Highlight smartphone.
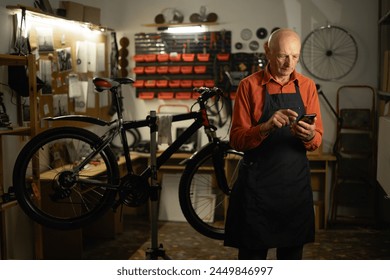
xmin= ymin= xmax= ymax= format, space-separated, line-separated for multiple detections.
xmin=298 ymin=113 xmax=317 ymax=124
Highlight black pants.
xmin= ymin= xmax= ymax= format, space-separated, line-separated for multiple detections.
xmin=238 ymin=245 xmax=303 ymax=260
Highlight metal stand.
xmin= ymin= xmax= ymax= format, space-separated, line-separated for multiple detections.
xmin=145 ymin=110 xmax=171 ymax=260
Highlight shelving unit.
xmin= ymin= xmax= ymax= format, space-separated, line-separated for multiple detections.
xmin=132 ymin=31 xmax=232 ymax=100
xmin=0 ymin=53 xmax=38 ymax=260
xmin=1 ymin=5 xmax=113 ymax=259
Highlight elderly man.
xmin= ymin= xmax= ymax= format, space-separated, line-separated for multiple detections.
xmin=224 ymin=28 xmax=323 ymax=260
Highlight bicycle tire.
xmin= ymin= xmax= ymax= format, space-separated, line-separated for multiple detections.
xmin=179 ymin=141 xmax=243 ymax=240
xmin=301 ymin=25 xmax=358 ymax=81
xmin=13 ymin=127 xmax=120 ymax=230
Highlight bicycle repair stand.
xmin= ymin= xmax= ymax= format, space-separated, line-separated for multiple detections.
xmin=145 ymin=110 xmax=171 ymax=260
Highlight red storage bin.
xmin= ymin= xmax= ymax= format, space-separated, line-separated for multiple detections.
xmin=180 ymin=66 xmax=193 ymax=74
xmin=144 ymin=80 xmax=156 ymax=88
xmin=138 ymin=92 xmax=155 ymax=99
xmin=144 ymin=54 xmax=157 ymax=62
xmin=156 ymin=80 xmax=168 ymax=88
xmin=133 ymin=54 xmax=145 ymax=62
xmin=169 ymin=80 xmax=181 ymax=88
xmin=157 ymin=66 xmax=169 ymax=74
xmin=192 ymin=92 xmax=201 ymax=99
xmin=180 ymin=80 xmax=193 ymax=88
xmin=204 ymin=80 xmax=215 ymax=87
xmin=169 ymin=53 xmax=181 ymax=61
xmin=182 ymin=53 xmax=195 ymax=62
xmin=157 ymin=53 xmax=169 ymax=62
xmin=144 ymin=66 xmax=157 ymax=74
xmin=216 ymin=53 xmax=230 ymax=61
xmin=132 ymin=80 xmax=145 ymax=88
xmin=192 ymin=80 xmax=205 ymax=87
xmin=197 ymin=53 xmax=210 ymax=62
xmin=158 ymin=92 xmax=174 ymax=99
xmin=175 ymin=92 xmax=192 ymax=99
xmin=194 ymin=65 xmax=207 ymax=74
xmin=133 ymin=66 xmax=144 ymax=74
xmin=168 ymin=66 xmax=181 ymax=74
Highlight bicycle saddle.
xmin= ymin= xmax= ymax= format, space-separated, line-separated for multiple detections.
xmin=93 ymin=77 xmax=134 ymax=92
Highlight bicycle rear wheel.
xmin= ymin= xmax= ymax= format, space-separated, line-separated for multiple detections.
xmin=13 ymin=127 xmax=120 ymax=230
xmin=179 ymin=141 xmax=243 ymax=240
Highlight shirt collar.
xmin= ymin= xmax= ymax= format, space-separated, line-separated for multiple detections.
xmin=262 ymin=64 xmax=299 ymax=86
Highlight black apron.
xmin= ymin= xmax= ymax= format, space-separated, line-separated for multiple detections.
xmin=225 ymin=82 xmax=315 ymax=249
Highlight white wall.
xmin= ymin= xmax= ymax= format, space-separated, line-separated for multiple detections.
xmin=0 ymin=0 xmax=379 ymax=259
xmin=2 ymin=0 xmax=379 ymax=151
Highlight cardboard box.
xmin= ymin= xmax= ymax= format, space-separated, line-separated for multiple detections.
xmin=83 ymin=5 xmax=101 ymax=25
xmin=60 ymin=1 xmax=84 ymax=21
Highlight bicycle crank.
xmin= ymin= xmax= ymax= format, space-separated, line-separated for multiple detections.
xmin=118 ymin=174 xmax=150 ymax=207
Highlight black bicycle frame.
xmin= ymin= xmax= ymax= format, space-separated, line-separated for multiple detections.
xmin=46 ymin=109 xmax=207 ymax=184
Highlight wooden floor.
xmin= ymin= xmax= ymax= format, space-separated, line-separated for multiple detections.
xmin=82 ymin=215 xmax=390 ymax=260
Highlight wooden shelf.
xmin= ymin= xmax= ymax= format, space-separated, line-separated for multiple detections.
xmin=0 ymin=127 xmax=30 ymax=136
xmin=6 ymin=5 xmax=111 ymax=31
xmin=142 ymin=22 xmax=218 ymax=28
xmin=0 ymin=54 xmax=29 ymax=65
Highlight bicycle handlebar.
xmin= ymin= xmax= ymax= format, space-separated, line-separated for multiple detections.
xmin=194 ymin=86 xmax=224 ymax=101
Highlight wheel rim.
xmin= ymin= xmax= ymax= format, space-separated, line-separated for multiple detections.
xmin=301 ymin=25 xmax=358 ymax=81
xmin=14 ymin=128 xmax=118 ymax=229
xmin=180 ymin=147 xmax=243 ymax=240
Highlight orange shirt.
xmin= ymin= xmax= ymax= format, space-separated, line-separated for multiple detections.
xmin=230 ymin=67 xmax=323 ymax=152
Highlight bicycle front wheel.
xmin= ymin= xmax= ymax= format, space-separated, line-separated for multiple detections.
xmin=13 ymin=127 xmax=120 ymax=230
xmin=179 ymin=142 xmax=243 ymax=240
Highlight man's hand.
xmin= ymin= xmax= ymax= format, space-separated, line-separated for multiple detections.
xmin=260 ymin=109 xmax=299 ymax=136
xmin=291 ymin=117 xmax=317 ymax=142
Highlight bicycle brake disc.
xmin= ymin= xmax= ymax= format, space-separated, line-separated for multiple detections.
xmin=119 ymin=174 xmax=149 ymax=207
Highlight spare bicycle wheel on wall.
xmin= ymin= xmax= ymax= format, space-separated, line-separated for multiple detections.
xmin=301 ymin=25 xmax=358 ymax=81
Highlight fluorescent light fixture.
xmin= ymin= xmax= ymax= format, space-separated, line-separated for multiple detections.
xmin=165 ymin=25 xmax=206 ymax=33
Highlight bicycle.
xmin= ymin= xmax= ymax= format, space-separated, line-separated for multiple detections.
xmin=12 ymin=77 xmax=243 ymax=240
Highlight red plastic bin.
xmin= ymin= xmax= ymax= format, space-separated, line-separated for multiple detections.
xmin=194 ymin=65 xmax=207 ymax=74
xmin=196 ymin=53 xmax=210 ymax=62
xmin=169 ymin=53 xmax=182 ymax=61
xmin=168 ymin=66 xmax=181 ymax=74
xmin=192 ymin=92 xmax=201 ymax=99
xmin=157 ymin=66 xmax=169 ymax=74
xmin=158 ymin=92 xmax=174 ymax=99
xmin=156 ymin=80 xmax=168 ymax=88
xmin=133 ymin=66 xmax=144 ymax=74
xmin=169 ymin=80 xmax=181 ymax=88
xmin=204 ymin=80 xmax=215 ymax=87
xmin=182 ymin=53 xmax=195 ymax=62
xmin=180 ymin=66 xmax=193 ymax=74
xmin=192 ymin=80 xmax=205 ymax=87
xmin=144 ymin=54 xmax=157 ymax=62
xmin=144 ymin=66 xmax=157 ymax=74
xmin=216 ymin=53 xmax=230 ymax=61
xmin=133 ymin=54 xmax=145 ymax=62
xmin=138 ymin=92 xmax=155 ymax=99
xmin=157 ymin=54 xmax=169 ymax=62
xmin=132 ymin=80 xmax=145 ymax=88
xmin=144 ymin=80 xmax=156 ymax=88
xmin=180 ymin=80 xmax=193 ymax=88
xmin=175 ymin=92 xmax=192 ymax=99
